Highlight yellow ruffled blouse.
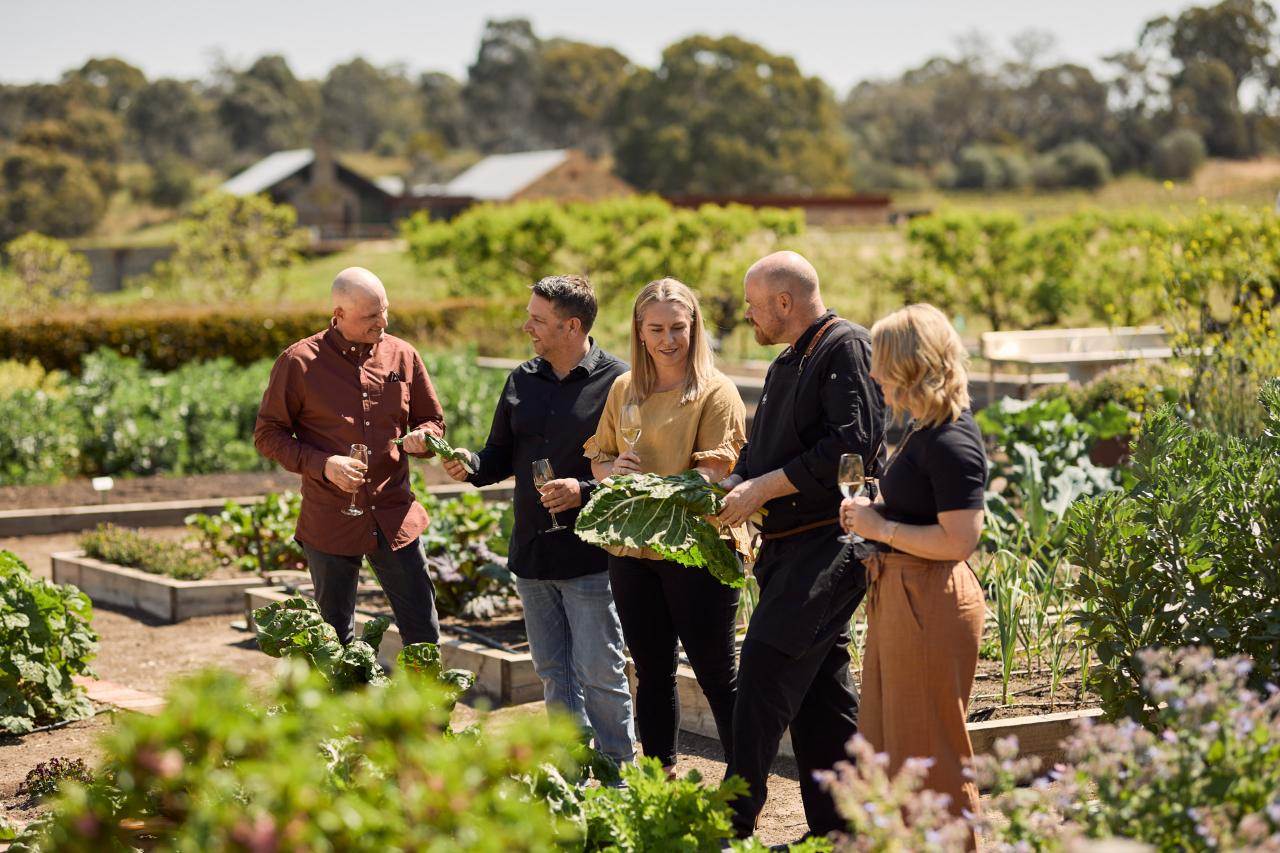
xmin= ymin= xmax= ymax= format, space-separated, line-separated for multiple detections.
xmin=583 ymin=370 xmax=751 ymax=561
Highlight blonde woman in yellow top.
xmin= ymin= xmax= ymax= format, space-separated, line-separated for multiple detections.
xmin=585 ymin=277 xmax=746 ymax=775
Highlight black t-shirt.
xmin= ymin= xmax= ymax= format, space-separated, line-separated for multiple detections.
xmin=879 ymin=410 xmax=987 ymax=526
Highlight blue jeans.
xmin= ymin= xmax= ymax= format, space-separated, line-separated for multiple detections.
xmin=516 ymin=572 xmax=636 ymax=765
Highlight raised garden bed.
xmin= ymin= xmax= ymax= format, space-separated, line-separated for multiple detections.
xmin=0 ymin=480 xmax=514 ymax=537
xmin=51 ymin=551 xmax=271 ymax=623
xmin=243 ymin=586 xmax=1099 ymax=766
xmin=244 ymin=586 xmax=543 ymax=706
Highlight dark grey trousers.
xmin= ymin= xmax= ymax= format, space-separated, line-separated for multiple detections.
xmin=301 ymin=527 xmax=441 ymax=646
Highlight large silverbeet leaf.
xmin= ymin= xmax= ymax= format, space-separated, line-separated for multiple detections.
xmin=574 ymin=471 xmax=744 ymax=588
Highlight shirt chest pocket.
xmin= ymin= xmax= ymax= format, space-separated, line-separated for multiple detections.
xmin=367 ymin=376 xmax=409 ymax=416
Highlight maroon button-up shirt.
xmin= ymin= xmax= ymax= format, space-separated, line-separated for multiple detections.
xmin=254 ymin=324 xmax=445 ymax=556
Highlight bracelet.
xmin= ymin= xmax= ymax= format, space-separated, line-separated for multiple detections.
xmin=886 ymin=521 xmax=901 ymax=549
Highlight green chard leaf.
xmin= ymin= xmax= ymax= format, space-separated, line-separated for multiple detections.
xmin=395 ymin=432 xmax=476 ymax=474
xmin=574 ymin=471 xmax=745 ymax=588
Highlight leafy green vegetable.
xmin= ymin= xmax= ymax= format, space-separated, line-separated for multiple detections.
xmin=396 ymin=431 xmax=475 ymax=474
xmin=574 ymin=471 xmax=744 ymax=588
xmin=252 ymin=596 xmax=388 ymax=690
xmin=1069 ymin=384 xmax=1280 ymax=720
xmin=0 ymin=551 xmax=98 ymax=734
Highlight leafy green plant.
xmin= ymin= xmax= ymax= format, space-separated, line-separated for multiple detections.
xmin=421 ymin=347 xmax=510 ymax=452
xmin=581 ymin=757 xmax=749 ymax=852
xmin=575 ymin=471 xmax=745 ymax=588
xmin=410 ymin=431 xmax=476 ymax=474
xmin=0 ymin=551 xmax=98 ymax=734
xmin=252 ymin=596 xmax=391 ymax=691
xmin=80 ymin=523 xmax=219 ymax=580
xmin=252 ymin=595 xmax=477 ymax=700
xmin=186 ymin=492 xmax=305 ymax=576
xmin=22 ymin=661 xmax=585 ymax=852
xmin=985 ymin=551 xmax=1030 ymax=706
xmin=17 ymin=757 xmax=93 ymax=801
xmin=419 ymin=491 xmax=516 ymax=619
xmin=979 ymin=395 xmax=1122 ymax=562
xmin=1069 ymin=385 xmax=1280 ymax=720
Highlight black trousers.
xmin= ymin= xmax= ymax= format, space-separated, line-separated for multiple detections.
xmin=608 ymin=554 xmax=740 ymax=767
xmin=301 ymin=527 xmax=441 ymax=646
xmin=726 ymin=535 xmax=866 ymax=839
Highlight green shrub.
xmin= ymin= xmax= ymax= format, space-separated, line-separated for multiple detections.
xmin=24 ymin=662 xmax=584 ymax=851
xmin=1152 ymin=128 xmax=1207 ymax=181
xmin=1032 ymin=140 xmax=1112 ymax=189
xmin=0 ymin=551 xmax=98 ymax=734
xmin=0 ymin=232 xmax=91 ymax=313
xmin=186 ymin=492 xmax=305 ymax=576
xmin=0 ymin=298 xmax=521 ymax=373
xmin=0 ymin=385 xmax=84 ymax=484
xmin=950 ymin=145 xmax=1030 ymax=190
xmin=1037 ymin=360 xmax=1187 ymax=433
xmin=1069 ymin=385 xmax=1280 ymax=720
xmin=80 ymin=524 xmax=219 ymax=580
xmin=423 ymin=347 xmax=509 ymax=452
xmin=402 ymin=196 xmax=803 ymax=341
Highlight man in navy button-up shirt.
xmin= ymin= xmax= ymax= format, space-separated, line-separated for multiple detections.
xmin=443 ymin=275 xmax=635 ymax=769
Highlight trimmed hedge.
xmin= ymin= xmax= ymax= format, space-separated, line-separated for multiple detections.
xmin=1 ymin=297 xmax=524 ymax=372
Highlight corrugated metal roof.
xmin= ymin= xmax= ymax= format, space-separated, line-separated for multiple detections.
xmin=444 ymin=149 xmax=569 ymax=200
xmin=374 ymin=175 xmax=405 ymax=196
xmin=221 ymin=149 xmax=314 ymax=196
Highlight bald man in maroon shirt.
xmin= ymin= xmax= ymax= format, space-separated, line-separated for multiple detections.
xmin=255 ymin=267 xmax=442 ymax=646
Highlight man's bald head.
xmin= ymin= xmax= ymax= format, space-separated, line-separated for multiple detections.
xmin=741 ymin=251 xmax=826 ymax=347
xmin=332 ymin=267 xmax=389 ymax=344
xmin=744 ymin=251 xmax=821 ymax=303
xmin=332 ymin=267 xmax=386 ymax=306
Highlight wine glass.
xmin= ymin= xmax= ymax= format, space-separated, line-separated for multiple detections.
xmin=532 ymin=458 xmax=567 ymax=532
xmin=620 ymin=403 xmax=642 ymax=454
xmin=837 ymin=453 xmax=865 ymax=544
xmin=341 ymin=444 xmax=369 ymax=517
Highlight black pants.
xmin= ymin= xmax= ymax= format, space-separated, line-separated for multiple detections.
xmin=728 ymin=636 xmax=860 ymax=838
xmin=608 ymin=554 xmax=740 ymax=767
xmin=301 ymin=527 xmax=441 ymax=646
xmin=726 ymin=534 xmax=866 ymax=839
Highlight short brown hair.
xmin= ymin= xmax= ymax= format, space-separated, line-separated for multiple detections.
xmin=530 ymin=275 xmax=598 ymax=333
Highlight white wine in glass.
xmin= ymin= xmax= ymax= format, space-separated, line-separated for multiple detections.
xmin=342 ymin=444 xmax=370 ymax=517
xmin=532 ymin=458 xmax=567 ymax=532
xmin=620 ymin=402 xmax=642 ymax=452
xmin=837 ymin=453 xmax=865 ymax=544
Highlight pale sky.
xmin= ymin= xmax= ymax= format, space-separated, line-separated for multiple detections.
xmin=1 ymin=0 xmax=1198 ymax=93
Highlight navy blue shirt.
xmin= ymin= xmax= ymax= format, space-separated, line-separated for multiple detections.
xmin=466 ymin=341 xmax=628 ymax=580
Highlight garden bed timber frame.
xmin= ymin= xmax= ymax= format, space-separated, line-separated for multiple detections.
xmin=243 ymin=586 xmax=543 ymax=706
xmin=0 ymin=482 xmax=516 ymax=537
xmin=244 ymin=586 xmax=1099 ymax=765
xmin=51 ymin=551 xmax=269 ymax=623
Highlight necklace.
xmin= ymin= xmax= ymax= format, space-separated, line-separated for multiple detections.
xmin=875 ymin=420 xmax=922 ymax=485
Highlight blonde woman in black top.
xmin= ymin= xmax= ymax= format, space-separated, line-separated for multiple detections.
xmin=840 ymin=303 xmax=987 ymax=850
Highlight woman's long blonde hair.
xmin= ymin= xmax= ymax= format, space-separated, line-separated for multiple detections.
xmin=871 ymin=303 xmax=970 ymax=427
xmin=628 ymin=278 xmax=717 ymax=406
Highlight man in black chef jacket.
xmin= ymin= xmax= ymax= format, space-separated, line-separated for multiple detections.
xmin=717 ymin=250 xmax=885 ymax=841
